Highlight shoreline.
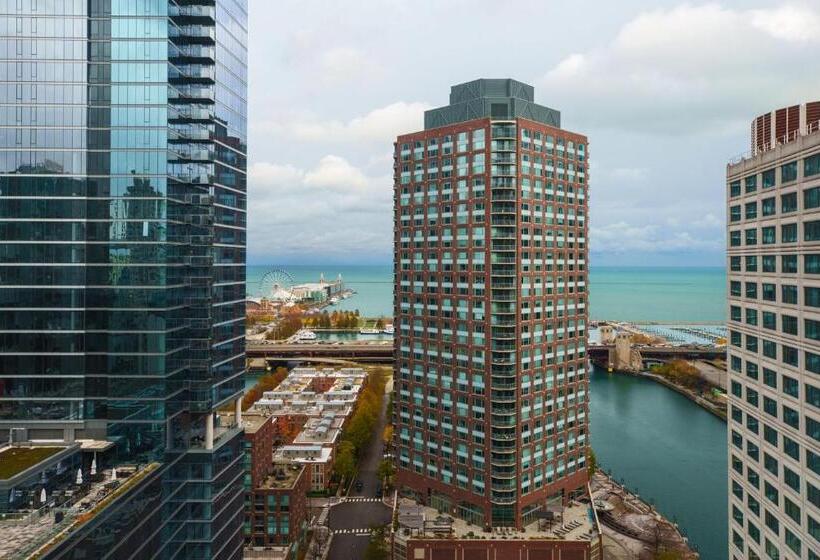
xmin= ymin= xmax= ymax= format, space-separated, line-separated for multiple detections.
xmin=604 ymin=368 xmax=727 ymax=421
xmin=592 ymin=471 xmax=699 ymax=559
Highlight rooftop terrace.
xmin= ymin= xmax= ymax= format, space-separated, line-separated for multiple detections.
xmin=395 ymin=491 xmax=600 ymax=544
xmin=259 ymin=463 xmax=304 ymax=490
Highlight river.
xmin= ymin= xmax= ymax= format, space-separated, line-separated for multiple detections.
xmin=590 ymin=365 xmax=727 ymax=559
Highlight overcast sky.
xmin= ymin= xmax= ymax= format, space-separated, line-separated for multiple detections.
xmin=246 ymin=0 xmax=820 ymax=267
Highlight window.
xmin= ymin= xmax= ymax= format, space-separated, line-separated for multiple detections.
xmin=731 ymin=281 xmax=741 ymax=297
xmin=746 ymin=282 xmax=758 ymax=299
xmin=806 ymin=287 xmax=820 ymax=308
xmin=805 ymin=186 xmax=820 ymax=209
xmin=781 ymin=192 xmax=797 ymax=213
xmin=762 ymin=226 xmax=776 ymax=244
xmin=746 ymin=308 xmax=758 ymax=325
xmin=763 ymin=340 xmax=777 ymax=359
xmin=784 ymin=467 xmax=801 ymax=493
xmin=783 ymin=284 xmax=798 ymax=304
xmin=809 ymin=351 xmax=820 ymax=375
xmin=782 ymin=256 xmax=798 ymax=274
xmin=808 ymin=416 xmax=820 ymax=443
xmin=746 ymin=255 xmax=758 ymax=271
xmin=762 ymin=197 xmax=776 ymax=216
xmin=764 ymin=424 xmax=778 ymax=446
xmin=783 ymin=405 xmax=800 ymax=429
xmin=763 ymin=311 xmax=777 ymax=330
xmin=745 ymin=175 xmax=757 ymax=193
xmin=785 ymin=527 xmax=802 ymax=555
xmin=730 ymin=205 xmax=741 ymax=222
xmin=763 ymin=368 xmax=777 ymax=388
xmin=806 ymin=254 xmax=820 ymax=274
xmin=745 ymin=201 xmax=758 ymax=219
xmin=807 ymin=384 xmax=820 ymax=409
xmin=765 ymin=482 xmax=779 ymax=505
xmin=783 ymin=435 xmax=800 ymax=461
xmin=762 ymin=255 xmax=776 ymax=273
xmin=730 ymin=180 xmax=741 ymax=197
xmin=730 ymin=306 xmax=742 ymax=322
xmin=746 ymin=335 xmax=758 ymax=352
xmin=807 ymin=319 xmax=820 ymax=341
xmin=782 ymin=315 xmax=798 ymax=335
xmin=730 ymin=256 xmax=741 ymax=271
xmin=762 ymin=283 xmax=776 ymax=301
xmin=781 ymin=223 xmax=797 ymax=243
xmin=809 ymin=449 xmax=820 ymax=476
xmin=756 ymin=169 xmax=775 ymax=191
xmin=806 ymin=220 xmax=820 ymax=242
xmin=806 ymin=154 xmax=820 ymax=178
xmin=782 ymin=161 xmax=798 ymax=183
xmin=783 ymin=345 xmax=799 ymax=366
xmin=745 ymin=228 xmax=757 ymax=245
xmin=783 ymin=376 xmax=799 ymax=397
xmin=730 ymin=230 xmax=741 ymax=247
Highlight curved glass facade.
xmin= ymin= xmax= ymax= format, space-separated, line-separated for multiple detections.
xmin=0 ymin=1 xmax=247 ymax=557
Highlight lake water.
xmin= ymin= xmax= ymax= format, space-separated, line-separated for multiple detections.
xmin=247 ymin=265 xmax=726 ymax=322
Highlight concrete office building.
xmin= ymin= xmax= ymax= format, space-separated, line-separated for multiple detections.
xmin=392 ymin=79 xmax=592 ymax=539
xmin=727 ymin=103 xmax=820 ymax=559
xmin=0 ymin=1 xmax=248 ymax=558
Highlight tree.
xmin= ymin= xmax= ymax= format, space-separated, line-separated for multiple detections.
xmin=587 ymin=447 xmax=598 ymax=477
xmin=377 ymin=459 xmax=395 ymax=487
xmin=334 ymin=441 xmax=356 ymax=483
xmin=382 ymin=425 xmax=393 ymax=447
xmin=363 ymin=526 xmax=389 ymax=560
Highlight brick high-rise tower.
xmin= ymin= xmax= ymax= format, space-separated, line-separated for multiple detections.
xmin=392 ymin=79 xmax=590 ymax=529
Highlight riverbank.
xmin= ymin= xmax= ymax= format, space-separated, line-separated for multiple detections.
xmin=614 ymin=368 xmax=727 ymax=421
xmin=591 ymin=471 xmax=698 ymax=559
xmin=590 ymin=366 xmax=727 ymax=558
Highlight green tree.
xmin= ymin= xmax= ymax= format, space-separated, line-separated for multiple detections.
xmin=377 ymin=459 xmax=395 ymax=487
xmin=363 ymin=526 xmax=389 ymax=560
xmin=587 ymin=447 xmax=598 ymax=477
xmin=334 ymin=441 xmax=356 ymax=483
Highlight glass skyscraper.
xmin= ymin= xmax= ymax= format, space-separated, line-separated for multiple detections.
xmin=0 ymin=1 xmax=247 ymax=558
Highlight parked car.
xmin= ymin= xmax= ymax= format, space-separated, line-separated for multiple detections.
xmin=375 ymin=484 xmax=383 ymax=498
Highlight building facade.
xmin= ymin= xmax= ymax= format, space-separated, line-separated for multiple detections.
xmin=393 ymin=79 xmax=590 ymax=529
xmin=0 ymin=1 xmax=248 ymax=558
xmin=727 ymin=104 xmax=820 ymax=559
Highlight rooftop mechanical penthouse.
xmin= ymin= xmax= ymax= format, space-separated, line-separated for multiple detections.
xmin=393 ymin=79 xmax=590 ymax=530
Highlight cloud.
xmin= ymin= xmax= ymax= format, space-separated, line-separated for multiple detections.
xmin=317 ymin=46 xmax=383 ymax=85
xmin=590 ymin=220 xmax=724 ymax=256
xmin=539 ymin=3 xmax=820 ymax=134
xmin=247 ymin=156 xmax=392 ymax=261
xmin=254 ymin=101 xmax=430 ymax=145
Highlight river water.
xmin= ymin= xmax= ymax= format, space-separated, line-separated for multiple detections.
xmin=590 ymin=365 xmax=727 ymax=559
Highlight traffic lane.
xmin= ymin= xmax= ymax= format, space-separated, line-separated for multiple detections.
xmin=327 ymin=501 xmax=392 ymax=531
xmin=327 ymin=534 xmax=369 ymax=560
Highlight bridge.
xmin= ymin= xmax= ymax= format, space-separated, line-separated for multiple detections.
xmin=246 ymin=343 xmax=394 ymax=364
xmin=247 ymin=342 xmax=723 ymax=367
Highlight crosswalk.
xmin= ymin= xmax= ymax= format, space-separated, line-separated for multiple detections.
xmin=340 ymin=497 xmax=382 ymax=503
xmin=331 ymin=528 xmax=372 ymax=535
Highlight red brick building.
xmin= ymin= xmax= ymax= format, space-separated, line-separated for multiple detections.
xmin=244 ymin=462 xmax=309 ymax=550
xmin=393 ymin=79 xmax=589 ymax=530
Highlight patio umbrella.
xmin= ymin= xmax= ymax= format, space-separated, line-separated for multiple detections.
xmin=90 ymin=454 xmax=97 ymax=476
xmin=40 ymin=487 xmax=47 ymax=504
xmin=111 ymin=468 xmax=117 ymax=482
xmin=76 ymin=468 xmax=83 ymax=485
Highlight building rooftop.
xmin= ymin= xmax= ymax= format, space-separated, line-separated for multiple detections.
xmin=273 ymin=445 xmax=333 ymax=464
xmin=235 ymin=412 xmax=272 ymax=434
xmin=424 ymin=78 xmax=561 ymax=130
xmin=0 ymin=446 xmax=62 ymax=480
xmin=259 ymin=463 xmax=304 ymax=490
xmin=395 ymin=490 xmax=600 ymax=544
xmin=0 ymin=463 xmax=160 ymax=559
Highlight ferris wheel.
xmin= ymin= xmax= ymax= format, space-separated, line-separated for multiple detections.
xmin=259 ymin=269 xmax=295 ymax=301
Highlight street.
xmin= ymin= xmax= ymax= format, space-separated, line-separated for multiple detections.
xmin=326 ymin=374 xmax=392 ymax=559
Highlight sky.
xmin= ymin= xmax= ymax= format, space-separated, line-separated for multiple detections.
xmin=246 ymin=0 xmax=820 ymax=267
